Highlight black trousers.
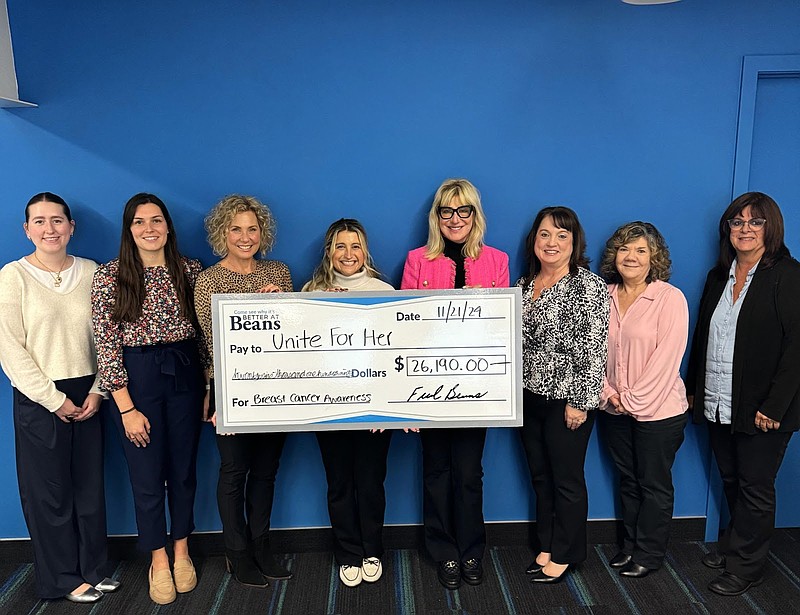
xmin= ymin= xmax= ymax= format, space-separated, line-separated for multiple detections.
xmin=108 ymin=341 xmax=204 ymax=552
xmin=13 ymin=375 xmax=109 ymax=599
xmin=601 ymin=411 xmax=687 ymax=569
xmin=216 ymin=431 xmax=287 ymax=552
xmin=519 ymin=390 xmax=595 ymax=564
xmin=421 ymin=427 xmax=487 ymax=562
xmin=316 ymin=430 xmax=392 ymax=566
xmin=708 ymin=421 xmax=793 ymax=581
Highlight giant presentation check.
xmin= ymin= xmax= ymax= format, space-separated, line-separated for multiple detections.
xmin=212 ymin=288 xmax=522 ymax=432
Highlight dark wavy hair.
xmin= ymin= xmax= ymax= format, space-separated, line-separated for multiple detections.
xmin=25 ymin=192 xmax=72 ymax=221
xmin=715 ymin=192 xmax=790 ymax=272
xmin=522 ymin=206 xmax=589 ymax=286
xmin=112 ymin=193 xmax=196 ymax=323
xmin=600 ymin=221 xmax=672 ymax=284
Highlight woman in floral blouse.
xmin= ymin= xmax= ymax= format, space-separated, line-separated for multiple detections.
xmin=92 ymin=193 xmax=206 ymax=605
xmin=518 ymin=206 xmax=609 ymax=584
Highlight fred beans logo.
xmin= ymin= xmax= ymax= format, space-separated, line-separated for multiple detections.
xmin=228 ymin=309 xmax=281 ymax=331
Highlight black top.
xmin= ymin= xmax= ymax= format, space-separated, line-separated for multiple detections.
xmin=686 ymin=256 xmax=800 ymax=433
xmin=443 ymin=237 xmax=466 ymax=289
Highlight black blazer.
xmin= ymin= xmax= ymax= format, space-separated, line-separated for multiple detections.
xmin=687 ymin=256 xmax=800 ymax=434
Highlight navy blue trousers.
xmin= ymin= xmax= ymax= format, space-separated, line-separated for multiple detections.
xmin=108 ymin=340 xmax=204 ymax=552
xmin=14 ymin=374 xmax=109 ymax=599
xmin=317 ymin=430 xmax=392 ymax=566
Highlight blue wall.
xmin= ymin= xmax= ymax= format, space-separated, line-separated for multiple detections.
xmin=1 ymin=0 xmax=798 ymax=539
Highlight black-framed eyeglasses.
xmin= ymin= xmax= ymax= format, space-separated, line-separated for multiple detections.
xmin=438 ymin=205 xmax=474 ymax=220
xmin=727 ymin=218 xmax=766 ymax=230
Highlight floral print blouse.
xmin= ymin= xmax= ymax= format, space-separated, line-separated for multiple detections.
xmin=92 ymin=257 xmax=203 ymax=392
xmin=518 ymin=267 xmax=609 ymax=410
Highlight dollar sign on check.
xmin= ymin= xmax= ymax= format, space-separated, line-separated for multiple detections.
xmin=394 ymin=356 xmax=405 ymax=372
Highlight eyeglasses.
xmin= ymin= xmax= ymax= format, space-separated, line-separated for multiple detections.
xmin=438 ymin=205 xmax=474 ymax=220
xmin=727 ymin=218 xmax=766 ymax=230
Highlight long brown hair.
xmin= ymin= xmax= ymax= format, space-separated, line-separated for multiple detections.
xmin=522 ymin=206 xmax=589 ymax=286
xmin=112 ymin=193 xmax=196 ymax=323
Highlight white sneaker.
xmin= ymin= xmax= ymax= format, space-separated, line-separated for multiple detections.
xmin=361 ymin=557 xmax=382 ymax=583
xmin=339 ymin=564 xmax=362 ymax=587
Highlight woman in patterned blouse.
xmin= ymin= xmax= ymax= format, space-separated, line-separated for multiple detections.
xmin=193 ymin=195 xmax=293 ymax=588
xmin=92 ymin=193 xmax=206 ymax=605
xmin=518 ymin=206 xmax=609 ymax=584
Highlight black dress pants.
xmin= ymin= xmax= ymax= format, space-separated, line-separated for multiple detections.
xmin=216 ymin=431 xmax=287 ymax=552
xmin=601 ymin=411 xmax=687 ymax=569
xmin=421 ymin=427 xmax=487 ymax=562
xmin=14 ymin=375 xmax=109 ymax=599
xmin=519 ymin=390 xmax=594 ymax=564
xmin=708 ymin=421 xmax=793 ymax=581
xmin=316 ymin=430 xmax=392 ymax=566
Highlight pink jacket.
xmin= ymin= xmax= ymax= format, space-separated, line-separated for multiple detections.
xmin=400 ymin=245 xmax=510 ymax=290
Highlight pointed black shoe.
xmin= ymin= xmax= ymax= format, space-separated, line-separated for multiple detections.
xmin=437 ymin=560 xmax=461 ymax=590
xmin=462 ymin=558 xmax=483 ymax=585
xmin=226 ymin=551 xmax=268 ymax=588
xmin=702 ymin=552 xmax=726 ymax=570
xmin=619 ymin=561 xmax=649 ymax=578
xmin=609 ymin=552 xmax=633 ymax=568
xmin=530 ymin=565 xmax=570 ymax=584
xmin=708 ymin=571 xmax=763 ymax=596
xmin=525 ymin=560 xmax=543 ymax=574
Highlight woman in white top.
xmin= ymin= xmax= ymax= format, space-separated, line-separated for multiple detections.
xmin=0 ymin=193 xmax=118 ymax=603
xmin=303 ymin=218 xmax=394 ymax=587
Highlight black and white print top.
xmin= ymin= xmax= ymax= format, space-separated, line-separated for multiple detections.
xmin=518 ymin=267 xmax=609 ymax=410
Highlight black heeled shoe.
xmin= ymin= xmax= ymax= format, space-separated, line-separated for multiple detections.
xmin=226 ymin=551 xmax=268 ymax=588
xmin=530 ymin=564 xmax=571 ymax=584
xmin=525 ymin=560 xmax=543 ymax=574
xmin=254 ymin=535 xmax=293 ymax=580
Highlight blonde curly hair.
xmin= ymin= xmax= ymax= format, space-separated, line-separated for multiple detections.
xmin=205 ymin=195 xmax=276 ymax=257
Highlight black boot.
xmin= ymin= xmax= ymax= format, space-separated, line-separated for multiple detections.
xmin=225 ymin=550 xmax=268 ymax=587
xmin=254 ymin=535 xmax=292 ymax=580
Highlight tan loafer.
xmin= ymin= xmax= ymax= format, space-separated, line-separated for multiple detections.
xmin=173 ymin=557 xmax=197 ymax=593
xmin=149 ymin=566 xmax=176 ymax=605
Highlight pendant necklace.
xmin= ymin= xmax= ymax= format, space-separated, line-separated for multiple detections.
xmin=33 ymin=253 xmax=68 ymax=287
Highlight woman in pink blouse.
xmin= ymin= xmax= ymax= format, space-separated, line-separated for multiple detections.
xmin=92 ymin=193 xmax=206 ymax=605
xmin=599 ymin=221 xmax=689 ymax=579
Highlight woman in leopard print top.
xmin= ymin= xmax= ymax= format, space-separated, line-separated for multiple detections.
xmin=193 ymin=195 xmax=293 ymax=588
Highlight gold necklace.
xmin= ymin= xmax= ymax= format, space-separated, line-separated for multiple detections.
xmin=33 ymin=252 xmax=69 ymax=287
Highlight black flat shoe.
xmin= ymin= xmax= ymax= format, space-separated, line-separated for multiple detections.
xmin=609 ymin=552 xmax=632 ymax=568
xmin=702 ymin=552 xmax=726 ymax=569
xmin=525 ymin=560 xmax=543 ymax=574
xmin=530 ymin=565 xmax=570 ymax=584
xmin=708 ymin=571 xmax=763 ymax=596
xmin=619 ymin=561 xmax=649 ymax=578
xmin=462 ymin=558 xmax=483 ymax=585
xmin=437 ymin=560 xmax=461 ymax=590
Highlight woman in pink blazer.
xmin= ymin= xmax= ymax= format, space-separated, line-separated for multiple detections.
xmin=401 ymin=178 xmax=509 ymax=590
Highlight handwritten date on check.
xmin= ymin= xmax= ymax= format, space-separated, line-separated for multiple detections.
xmin=211 ymin=288 xmax=522 ymax=433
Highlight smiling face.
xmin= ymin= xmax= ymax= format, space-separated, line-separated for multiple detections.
xmin=332 ymin=230 xmax=365 ymax=277
xmin=534 ymin=215 xmax=573 ymax=273
xmin=225 ymin=211 xmax=261 ymax=262
xmin=615 ymin=236 xmax=651 ymax=286
xmin=24 ymin=201 xmax=74 ymax=256
xmin=438 ymin=195 xmax=474 ymax=244
xmin=130 ymin=202 xmax=168 ymax=257
xmin=729 ymin=205 xmax=766 ymax=261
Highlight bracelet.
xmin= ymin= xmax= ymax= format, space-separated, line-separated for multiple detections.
xmin=205 ymin=384 xmax=211 ymax=390
xmin=119 ymin=407 xmax=136 ymax=415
